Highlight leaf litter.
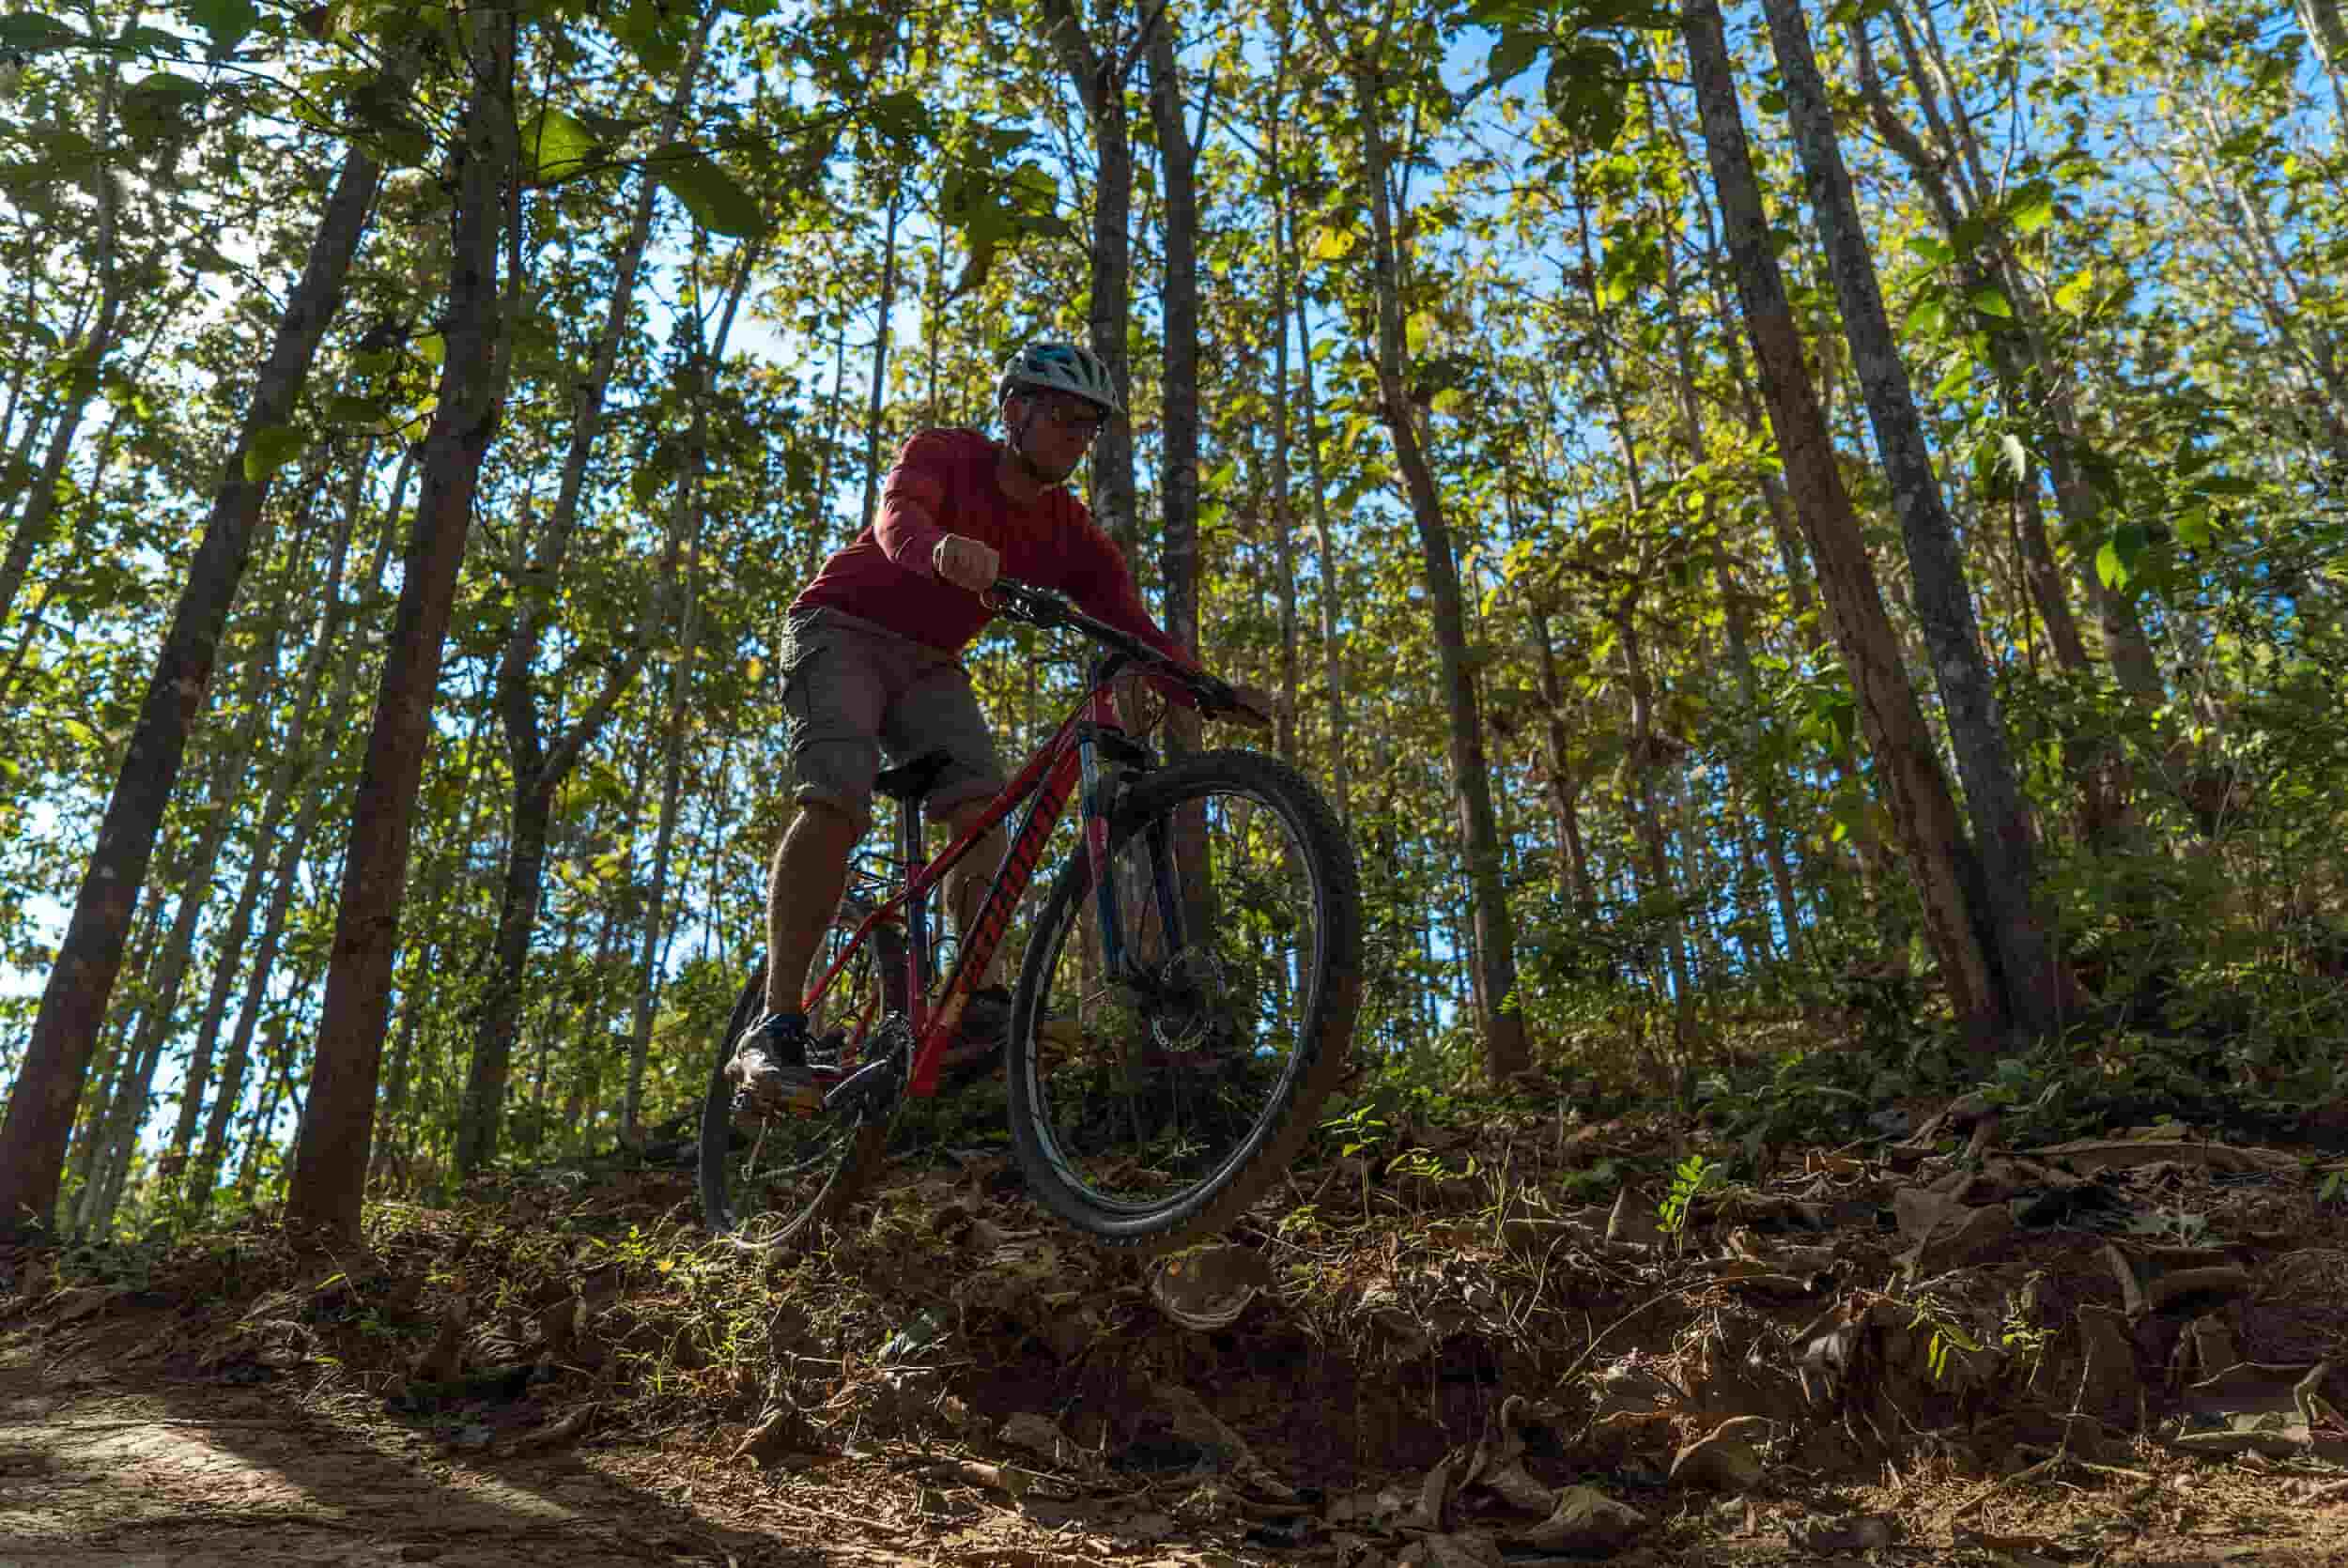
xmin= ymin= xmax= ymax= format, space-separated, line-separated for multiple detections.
xmin=4 ymin=1109 xmax=2348 ymax=1563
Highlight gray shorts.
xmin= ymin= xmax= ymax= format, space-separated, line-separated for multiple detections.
xmin=780 ymin=606 xmax=1004 ymax=833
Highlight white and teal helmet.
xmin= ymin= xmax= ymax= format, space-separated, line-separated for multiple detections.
xmin=997 ymin=341 xmax=1122 ymax=415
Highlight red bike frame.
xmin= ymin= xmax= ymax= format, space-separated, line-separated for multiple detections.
xmin=796 ymin=675 xmax=1135 ymax=1099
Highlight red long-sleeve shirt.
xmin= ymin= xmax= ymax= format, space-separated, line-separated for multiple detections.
xmin=793 ymin=428 xmax=1194 ymax=674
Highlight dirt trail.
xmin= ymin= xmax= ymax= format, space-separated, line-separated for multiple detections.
xmin=0 ymin=1337 xmax=845 ymax=1567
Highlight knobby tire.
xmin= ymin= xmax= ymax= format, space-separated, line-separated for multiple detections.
xmin=698 ymin=923 xmax=906 ymax=1249
xmin=1006 ymin=749 xmax=1361 ymax=1253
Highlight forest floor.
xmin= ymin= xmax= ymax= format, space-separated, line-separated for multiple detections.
xmin=8 ymin=1088 xmax=2348 ymax=1567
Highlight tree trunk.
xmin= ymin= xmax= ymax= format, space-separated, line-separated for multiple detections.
xmin=612 ymin=249 xmax=755 ymax=1142
xmin=0 ymin=54 xmax=121 ymax=638
xmin=373 ymin=935 xmax=436 ymax=1189
xmin=1678 ymin=0 xmax=2004 ymax=1050
xmin=0 ymin=91 xmax=394 ymax=1236
xmin=1262 ymin=16 xmax=1304 ymax=766
xmin=624 ymin=378 xmax=718 ymax=1140
xmin=234 ymin=1020 xmax=293 ymax=1203
xmin=1757 ymin=0 xmax=2062 ymax=1037
xmin=2297 ymin=0 xmax=2348 ymax=128
xmin=456 ymin=774 xmax=556 ymax=1171
xmin=1146 ymin=18 xmax=1213 ymax=934
xmin=1526 ymin=606 xmax=1597 ymax=914
xmin=1614 ymin=598 xmax=1699 ymax=1059
xmin=165 ymin=444 xmax=413 ymax=1189
xmin=1313 ymin=8 xmax=1526 ymax=1082
xmin=1289 ymin=220 xmax=1353 ymax=825
xmin=1040 ymin=0 xmax=1140 ymax=549
xmin=187 ymin=800 xmax=280 ymax=1201
xmin=857 ymin=195 xmax=901 ymax=535
xmin=78 ymin=544 xmax=301 ymax=1232
xmin=456 ymin=24 xmax=713 ymax=1172
xmin=1570 ymin=191 xmax=1704 ymax=1005
xmin=285 ymin=16 xmax=517 ymax=1241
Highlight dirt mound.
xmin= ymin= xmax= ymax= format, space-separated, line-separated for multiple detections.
xmin=8 ymin=1115 xmax=2348 ymax=1562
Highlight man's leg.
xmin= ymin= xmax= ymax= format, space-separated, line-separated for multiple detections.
xmin=733 ymin=608 xmax=881 ymax=1116
xmin=939 ymin=796 xmax=1009 ymax=991
xmin=764 ymin=800 xmax=862 ymax=1015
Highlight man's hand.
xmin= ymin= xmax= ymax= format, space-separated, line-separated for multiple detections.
xmin=933 ymin=534 xmax=1000 ymax=592
xmin=1216 ymin=682 xmax=1279 ymax=730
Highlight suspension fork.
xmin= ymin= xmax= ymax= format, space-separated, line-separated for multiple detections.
xmin=1079 ymin=713 xmax=1185 ymax=987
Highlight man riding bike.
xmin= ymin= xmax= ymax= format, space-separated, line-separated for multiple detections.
xmin=728 ymin=341 xmax=1272 ymax=1122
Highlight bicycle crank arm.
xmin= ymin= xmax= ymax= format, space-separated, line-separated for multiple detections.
xmin=823 ymin=1056 xmax=901 ymax=1116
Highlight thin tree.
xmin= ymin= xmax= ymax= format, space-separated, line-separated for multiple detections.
xmin=1678 ymin=0 xmax=2006 ymax=1050
xmin=456 ymin=8 xmax=718 ymax=1172
xmin=285 ymin=10 xmax=519 ymax=1239
xmin=1039 ymin=0 xmax=1148 ymax=547
xmin=0 ymin=65 xmax=402 ymax=1235
xmin=1756 ymin=0 xmax=2063 ymax=1034
xmin=1305 ymin=0 xmax=1528 ymax=1080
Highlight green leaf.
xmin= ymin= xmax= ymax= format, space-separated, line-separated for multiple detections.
xmin=650 ymin=143 xmax=765 ymax=238
xmin=2095 ymin=523 xmax=2148 ymax=590
xmin=865 ymin=90 xmax=932 ymax=149
xmin=1487 ymin=27 xmax=1542 ymax=86
xmin=1968 ymin=285 xmax=2013 ymax=318
xmin=2008 ymin=190 xmax=2055 ymax=236
xmin=0 ymin=10 xmax=81 ymax=52
xmin=1311 ymin=226 xmax=1356 ymax=262
xmin=2173 ymin=506 xmax=2213 ymax=548
xmin=324 ymin=393 xmax=382 ymax=426
xmin=607 ymin=0 xmax=681 ymax=72
xmin=1464 ymin=0 xmax=1543 ymax=25
xmin=242 ymin=423 xmax=304 ymax=482
xmin=127 ymin=69 xmax=205 ymax=97
xmin=950 ymin=232 xmax=997 ymax=295
xmin=521 ymin=104 xmax=597 ymax=184
xmin=1547 ymin=45 xmax=1625 ymax=148
xmin=119 ymin=72 xmax=207 ymax=144
xmin=2053 ymin=267 xmax=2094 ymax=314
xmin=2000 ymin=431 xmax=2029 ymax=481
xmin=415 ymin=331 xmax=444 ymax=367
xmin=630 ymin=438 xmax=679 ymax=504
xmin=182 ymin=0 xmax=258 ymax=58
xmin=1905 ymin=295 xmax=1946 ymax=336
xmin=119 ymin=23 xmax=186 ymax=52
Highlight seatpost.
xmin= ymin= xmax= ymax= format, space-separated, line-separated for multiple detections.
xmin=900 ymin=790 xmax=929 ymax=1009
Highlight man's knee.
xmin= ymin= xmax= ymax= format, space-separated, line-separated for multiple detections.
xmin=790 ymin=796 xmax=866 ymax=849
xmin=790 ymin=737 xmax=880 ymax=837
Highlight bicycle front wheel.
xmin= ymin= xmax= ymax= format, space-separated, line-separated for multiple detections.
xmin=698 ymin=915 xmax=906 ymax=1247
xmin=1008 ymin=749 xmax=1361 ymax=1251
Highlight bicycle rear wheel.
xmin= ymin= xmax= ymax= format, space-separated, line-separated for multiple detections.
xmin=698 ymin=915 xmax=907 ymax=1247
xmin=1007 ymin=749 xmax=1360 ymax=1251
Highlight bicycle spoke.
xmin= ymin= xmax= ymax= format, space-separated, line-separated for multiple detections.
xmin=1020 ymin=769 xmax=1328 ymax=1217
xmin=700 ymin=914 xmax=907 ymax=1246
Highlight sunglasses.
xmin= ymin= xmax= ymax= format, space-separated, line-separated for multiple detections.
xmin=1027 ymin=393 xmax=1106 ymax=437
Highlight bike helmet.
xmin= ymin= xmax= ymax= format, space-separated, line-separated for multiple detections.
xmin=997 ymin=341 xmax=1123 ymax=415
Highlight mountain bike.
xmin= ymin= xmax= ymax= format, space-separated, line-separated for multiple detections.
xmin=699 ymin=579 xmax=1361 ymax=1254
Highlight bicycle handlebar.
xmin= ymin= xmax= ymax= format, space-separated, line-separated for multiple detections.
xmin=982 ymin=578 xmax=1244 ymax=717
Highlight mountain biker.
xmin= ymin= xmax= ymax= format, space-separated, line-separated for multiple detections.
xmin=728 ymin=341 xmax=1273 ymax=1122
